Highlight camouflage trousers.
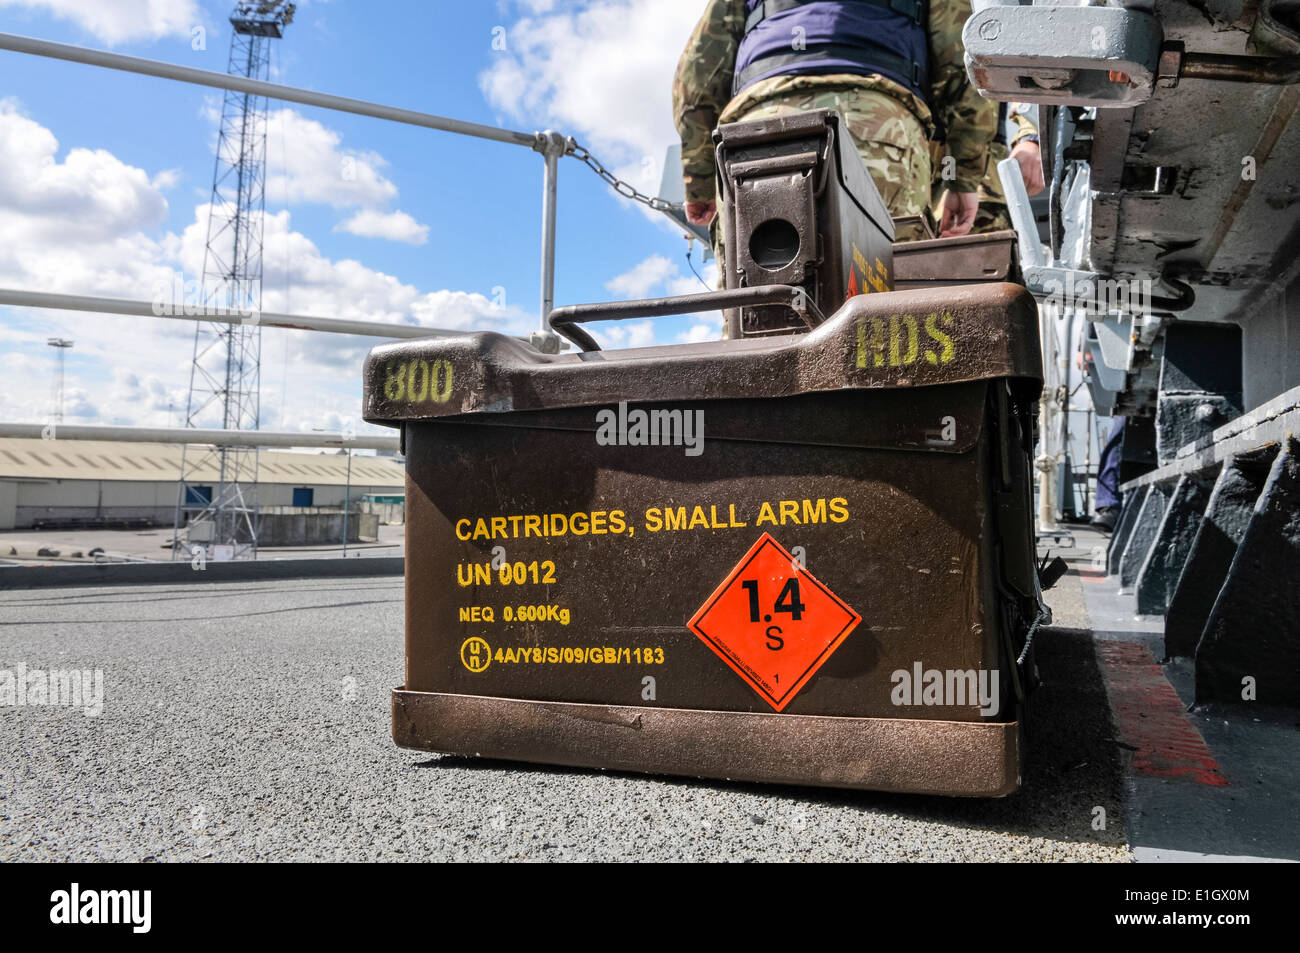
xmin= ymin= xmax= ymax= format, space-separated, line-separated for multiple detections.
xmin=973 ymin=140 xmax=1013 ymax=233
xmin=714 ymin=83 xmax=934 ymax=254
xmin=931 ymin=140 xmax=1012 ymax=234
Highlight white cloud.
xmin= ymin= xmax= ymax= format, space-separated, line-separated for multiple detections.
xmin=0 ymin=106 xmax=532 ymax=430
xmin=107 ymin=369 xmax=184 ymax=422
xmin=260 ymin=108 xmax=431 ymax=245
xmin=0 ymin=0 xmax=203 ymax=45
xmin=151 ymin=168 xmax=182 ymax=191
xmin=0 ymin=102 xmax=169 ymax=241
xmin=604 ymin=253 xmax=715 ymax=299
xmin=677 ymin=320 xmax=720 ymax=344
xmin=514 ymin=0 xmax=557 ymax=13
xmin=480 ymin=1 xmax=703 ymax=198
xmin=593 ymin=254 xmax=721 ymax=348
xmin=477 ymin=1 xmax=727 ymax=350
xmin=668 ymin=259 xmax=717 ymax=296
xmin=265 ymin=109 xmax=398 ymax=210
xmin=605 ymin=254 xmax=676 ymax=298
xmin=0 ymin=103 xmax=177 ymax=315
xmin=335 ymin=209 xmax=429 ymax=245
xmin=178 ymin=205 xmax=529 ymax=373
xmin=593 ymin=319 xmax=657 ymax=350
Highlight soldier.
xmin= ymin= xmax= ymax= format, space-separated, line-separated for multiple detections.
xmin=933 ymin=102 xmax=1044 ymax=234
xmin=673 ymin=0 xmax=998 ymax=241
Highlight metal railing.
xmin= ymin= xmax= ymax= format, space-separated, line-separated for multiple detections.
xmin=0 ymin=422 xmax=399 ymax=451
xmin=0 ymin=30 xmax=664 ymax=341
xmin=0 ymin=288 xmax=517 ymax=341
xmin=0 ymin=29 xmax=692 ymax=560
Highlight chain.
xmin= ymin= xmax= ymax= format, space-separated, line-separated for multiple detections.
xmin=1016 ymin=606 xmax=1052 ymax=666
xmin=565 ymin=140 xmax=681 ymax=213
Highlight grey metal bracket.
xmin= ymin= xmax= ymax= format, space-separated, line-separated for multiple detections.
xmin=964 ymin=5 xmax=1163 ymax=107
xmin=1022 ymin=264 xmax=1103 ymax=309
xmin=527 ymin=330 xmax=565 ymax=354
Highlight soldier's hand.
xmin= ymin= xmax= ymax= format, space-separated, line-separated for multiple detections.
xmin=686 ymin=200 xmax=716 ymax=226
xmin=939 ymin=191 xmax=978 ymax=237
xmin=1012 ymin=140 xmax=1045 ymax=195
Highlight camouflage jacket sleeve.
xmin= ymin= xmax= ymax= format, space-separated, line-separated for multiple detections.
xmin=672 ymin=0 xmax=747 ymax=204
xmin=928 ymin=0 xmax=997 ymax=192
xmin=1009 ymin=106 xmax=1039 ymax=146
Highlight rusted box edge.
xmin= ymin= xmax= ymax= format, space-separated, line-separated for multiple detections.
xmin=392 ymin=688 xmax=1021 ymax=798
xmin=363 ymin=283 xmax=1042 ymax=425
xmin=893 ymin=229 xmax=1020 ymax=287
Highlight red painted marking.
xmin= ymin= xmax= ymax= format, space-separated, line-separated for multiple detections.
xmin=687 ymin=534 xmax=860 ymax=712
xmin=1096 ymin=641 xmax=1229 ymax=786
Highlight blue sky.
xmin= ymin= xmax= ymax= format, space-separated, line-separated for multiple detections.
xmin=0 ymin=0 xmax=716 ymax=434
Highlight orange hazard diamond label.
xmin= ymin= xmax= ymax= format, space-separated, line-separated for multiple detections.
xmin=687 ymin=533 xmax=861 ymax=712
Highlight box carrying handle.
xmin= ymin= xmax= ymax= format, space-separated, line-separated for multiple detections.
xmin=547 ymin=284 xmax=826 ymax=352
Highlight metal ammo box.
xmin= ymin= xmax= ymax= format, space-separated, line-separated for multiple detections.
xmin=717 ymin=109 xmax=895 ymax=337
xmin=363 ymin=281 xmax=1043 ymax=796
xmin=364 ymin=108 xmax=1044 ymax=797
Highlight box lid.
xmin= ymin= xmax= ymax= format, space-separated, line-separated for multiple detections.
xmin=363 ymin=283 xmax=1042 ymax=426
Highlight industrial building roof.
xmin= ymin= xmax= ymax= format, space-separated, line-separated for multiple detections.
xmin=0 ymin=438 xmax=405 ymax=487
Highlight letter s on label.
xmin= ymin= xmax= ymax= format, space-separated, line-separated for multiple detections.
xmin=924 ymin=312 xmax=955 ymax=365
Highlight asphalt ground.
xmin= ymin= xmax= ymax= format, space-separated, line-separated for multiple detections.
xmin=0 ymin=560 xmax=1132 ymax=862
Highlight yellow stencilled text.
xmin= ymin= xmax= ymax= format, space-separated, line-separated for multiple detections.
xmin=644 ymin=497 xmax=848 ymax=532
xmin=856 ymin=312 xmax=956 ymax=368
xmin=455 ymin=510 xmax=628 ymax=541
xmin=383 ymin=358 xmax=453 ymax=403
xmin=493 ymin=646 xmax=664 ymax=665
